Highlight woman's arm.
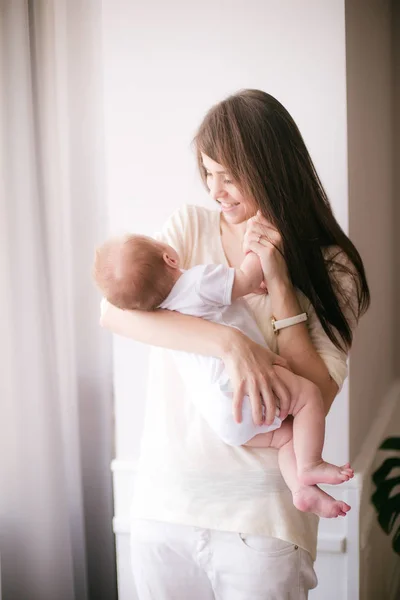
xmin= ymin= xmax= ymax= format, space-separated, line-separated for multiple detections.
xmin=243 ymin=213 xmax=354 ymax=415
xmin=101 ymin=204 xmax=291 ymax=427
xmin=267 ymin=281 xmax=339 ymax=414
xmin=100 ymin=299 xmax=233 ymax=356
xmin=100 ymin=299 xmax=291 ymax=426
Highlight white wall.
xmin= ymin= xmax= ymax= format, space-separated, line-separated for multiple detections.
xmin=101 ymin=1 xmax=361 ymax=598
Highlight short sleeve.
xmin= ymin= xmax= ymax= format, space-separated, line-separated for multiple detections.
xmin=196 ymin=264 xmax=235 ymax=307
xmin=306 ymin=304 xmax=349 ymax=391
xmin=305 ymin=248 xmax=361 ymax=392
xmin=153 ymin=204 xmax=193 ymax=269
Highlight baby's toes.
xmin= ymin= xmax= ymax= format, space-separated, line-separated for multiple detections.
xmin=341 ymin=468 xmax=354 ymax=479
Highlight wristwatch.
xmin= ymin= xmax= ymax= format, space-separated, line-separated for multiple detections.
xmin=271 ymin=312 xmax=308 ymax=335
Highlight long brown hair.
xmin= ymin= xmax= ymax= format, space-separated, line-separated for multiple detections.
xmin=194 ymin=89 xmax=370 ymax=351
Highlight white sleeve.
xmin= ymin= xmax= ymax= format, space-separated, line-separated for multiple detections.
xmin=306 ymin=303 xmax=349 ymax=391
xmin=196 ymin=264 xmax=235 ymax=307
xmin=305 ymin=249 xmax=360 ymax=392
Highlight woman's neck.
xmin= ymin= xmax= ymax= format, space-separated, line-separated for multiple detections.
xmin=219 ymin=213 xmax=249 ymax=268
xmin=220 ymin=214 xmax=248 ymax=241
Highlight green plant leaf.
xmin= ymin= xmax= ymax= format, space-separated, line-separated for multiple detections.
xmin=372 ymin=458 xmax=400 ymax=486
xmin=380 ymin=438 xmax=400 ymax=451
xmin=371 ymin=476 xmax=400 ymax=512
xmin=393 ymin=525 xmax=400 ymax=554
xmin=372 ymin=493 xmax=400 ymax=534
xmin=371 ymin=436 xmax=400 ymax=555
xmin=376 ymin=499 xmax=400 ymax=535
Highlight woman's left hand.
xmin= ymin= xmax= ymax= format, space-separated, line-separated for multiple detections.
xmin=243 ymin=211 xmax=290 ymax=290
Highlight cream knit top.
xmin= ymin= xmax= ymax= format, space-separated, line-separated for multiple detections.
xmin=130 ymin=204 xmax=358 ymax=560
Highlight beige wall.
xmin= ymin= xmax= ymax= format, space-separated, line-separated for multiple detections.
xmin=346 ymin=0 xmax=394 ymax=460
xmin=394 ymin=1 xmax=400 ymax=377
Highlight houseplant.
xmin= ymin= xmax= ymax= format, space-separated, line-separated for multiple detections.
xmin=371 ymin=437 xmax=400 ymax=554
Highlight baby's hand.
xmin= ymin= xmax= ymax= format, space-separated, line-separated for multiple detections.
xmin=251 ymin=281 xmax=268 ymax=296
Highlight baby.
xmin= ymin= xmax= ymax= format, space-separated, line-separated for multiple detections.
xmin=94 ymin=234 xmax=354 ymax=518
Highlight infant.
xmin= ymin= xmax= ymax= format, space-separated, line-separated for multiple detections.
xmin=94 ymin=233 xmax=354 ymax=518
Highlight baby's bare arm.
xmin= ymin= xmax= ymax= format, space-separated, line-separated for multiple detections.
xmin=231 ymin=252 xmax=264 ymax=301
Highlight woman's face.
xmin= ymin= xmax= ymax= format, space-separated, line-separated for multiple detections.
xmin=201 ymin=153 xmax=256 ymax=225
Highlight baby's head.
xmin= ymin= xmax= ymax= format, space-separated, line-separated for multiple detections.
xmin=93 ymin=234 xmax=181 ymax=311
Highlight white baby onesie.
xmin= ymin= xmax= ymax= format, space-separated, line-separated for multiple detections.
xmin=159 ymin=263 xmax=282 ymax=446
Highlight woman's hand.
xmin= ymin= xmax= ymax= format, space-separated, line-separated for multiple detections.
xmin=243 ymin=211 xmax=290 ymax=289
xmin=222 ymin=331 xmax=292 ymax=426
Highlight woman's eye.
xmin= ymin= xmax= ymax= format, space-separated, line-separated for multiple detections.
xmin=204 ymin=170 xmax=232 ymax=184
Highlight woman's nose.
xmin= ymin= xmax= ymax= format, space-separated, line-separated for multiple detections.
xmin=209 ymin=178 xmax=227 ymax=201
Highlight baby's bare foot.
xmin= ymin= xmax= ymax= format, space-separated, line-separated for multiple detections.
xmin=293 ymin=485 xmax=351 ymax=518
xmin=299 ymin=461 xmax=354 ymax=486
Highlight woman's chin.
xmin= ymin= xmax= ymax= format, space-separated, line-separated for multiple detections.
xmin=221 ymin=209 xmax=252 ymax=225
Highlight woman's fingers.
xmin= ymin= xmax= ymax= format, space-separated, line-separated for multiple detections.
xmin=254 ymin=211 xmax=280 ymax=236
xmin=258 ymin=380 xmax=277 ymax=425
xmin=247 ymin=378 xmax=264 ymax=426
xmin=272 ymin=354 xmax=291 ymax=371
xmin=246 ymin=217 xmax=280 ymax=239
xmin=244 ymin=218 xmax=282 ymax=253
xmin=232 ymin=379 xmax=245 ymax=424
xmin=233 ymin=372 xmax=291 ymax=426
xmin=226 ymin=337 xmax=293 ymax=428
xmin=271 ymin=375 xmax=291 ymax=420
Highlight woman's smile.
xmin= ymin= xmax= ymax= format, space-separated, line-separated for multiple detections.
xmin=218 ymin=201 xmax=240 ymax=212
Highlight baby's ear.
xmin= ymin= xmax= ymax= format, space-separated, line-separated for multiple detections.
xmin=162 ymin=252 xmax=179 ymax=268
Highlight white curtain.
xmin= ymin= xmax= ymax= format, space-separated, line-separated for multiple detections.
xmin=0 ymin=1 xmax=115 ymax=599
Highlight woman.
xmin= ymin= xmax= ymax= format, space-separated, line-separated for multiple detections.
xmin=101 ymin=90 xmax=369 ymax=599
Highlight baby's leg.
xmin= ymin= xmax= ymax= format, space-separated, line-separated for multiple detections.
xmin=270 ymin=419 xmax=351 ymax=518
xmin=244 ymin=431 xmax=274 ymax=448
xmin=273 ymin=366 xmax=354 ymax=486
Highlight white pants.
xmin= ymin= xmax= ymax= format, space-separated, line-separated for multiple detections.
xmin=130 ymin=519 xmax=318 ymax=599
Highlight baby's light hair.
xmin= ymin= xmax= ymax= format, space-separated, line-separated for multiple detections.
xmin=93 ymin=234 xmax=176 ymax=311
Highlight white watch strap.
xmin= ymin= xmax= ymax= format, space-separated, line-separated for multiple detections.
xmin=271 ymin=312 xmax=308 ymax=334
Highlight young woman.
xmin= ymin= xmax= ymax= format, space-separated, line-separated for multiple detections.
xmin=101 ymin=89 xmax=369 ymax=599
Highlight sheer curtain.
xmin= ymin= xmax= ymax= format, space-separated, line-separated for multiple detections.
xmin=0 ymin=1 xmax=115 ymax=599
